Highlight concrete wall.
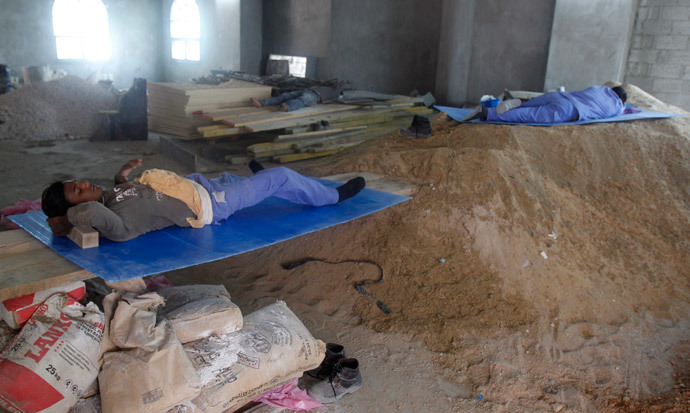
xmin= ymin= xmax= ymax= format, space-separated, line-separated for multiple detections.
xmin=626 ymin=0 xmax=690 ymax=110
xmin=240 ymin=0 xmax=263 ymax=75
xmin=0 ymin=0 xmax=164 ymax=89
xmin=262 ymin=0 xmax=331 ymax=59
xmin=435 ymin=0 xmax=476 ymax=106
xmin=261 ymin=0 xmax=443 ymax=95
xmin=162 ymin=0 xmax=242 ymax=82
xmin=544 ymin=0 xmax=637 ymax=92
xmin=465 ymin=0 xmax=555 ymax=103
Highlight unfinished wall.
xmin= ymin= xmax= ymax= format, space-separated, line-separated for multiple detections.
xmin=262 ymin=0 xmax=331 ymax=59
xmin=435 ymin=0 xmax=476 ymax=106
xmin=240 ymin=0 xmax=263 ymax=75
xmin=162 ymin=0 xmax=242 ymax=82
xmin=465 ymin=0 xmax=555 ymax=103
xmin=261 ymin=0 xmax=443 ymax=95
xmin=625 ymin=0 xmax=690 ymax=110
xmin=0 ymin=0 xmax=164 ymax=89
xmin=544 ymin=0 xmax=637 ymax=92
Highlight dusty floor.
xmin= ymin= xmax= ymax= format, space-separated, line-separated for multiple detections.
xmin=1 ymin=84 xmax=689 ymax=412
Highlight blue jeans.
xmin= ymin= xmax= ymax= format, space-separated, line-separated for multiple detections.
xmin=260 ymin=90 xmax=318 ymax=111
xmin=186 ymin=167 xmax=339 ymax=224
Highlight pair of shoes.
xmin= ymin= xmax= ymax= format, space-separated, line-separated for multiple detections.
xmin=303 ymin=343 xmax=363 ymax=404
xmin=496 ymin=98 xmax=521 ymax=114
xmin=313 ymin=120 xmax=331 ymax=131
xmin=398 ymin=115 xmax=432 ymax=138
xmin=460 ymin=105 xmax=488 ymax=121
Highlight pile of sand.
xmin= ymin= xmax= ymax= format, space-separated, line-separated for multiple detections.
xmin=168 ymin=84 xmax=689 ymax=410
xmin=0 ymin=75 xmax=116 ymax=141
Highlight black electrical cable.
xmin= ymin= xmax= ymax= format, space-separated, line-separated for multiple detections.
xmin=280 ymin=258 xmax=391 ymax=314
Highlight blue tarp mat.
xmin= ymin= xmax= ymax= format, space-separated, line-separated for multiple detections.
xmin=10 ymin=179 xmax=410 ymax=283
xmin=435 ymin=104 xmax=680 ymax=126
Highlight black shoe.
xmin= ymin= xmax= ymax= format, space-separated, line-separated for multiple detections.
xmin=308 ymin=358 xmax=363 ymax=403
xmin=306 ymin=343 xmax=346 ymax=379
xmin=337 ymin=177 xmax=366 ymax=202
xmin=398 ymin=115 xmax=432 ymax=138
xmin=248 ymin=160 xmax=264 ymax=173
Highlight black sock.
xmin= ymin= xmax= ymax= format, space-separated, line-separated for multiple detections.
xmin=249 ymin=160 xmax=264 ymax=174
xmin=337 ymin=177 xmax=366 ymax=202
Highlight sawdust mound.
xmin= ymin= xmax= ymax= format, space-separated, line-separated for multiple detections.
xmin=0 ymin=75 xmax=117 ymax=141
xmin=291 ymin=83 xmax=690 ymax=409
xmin=165 ymin=83 xmax=688 ymax=410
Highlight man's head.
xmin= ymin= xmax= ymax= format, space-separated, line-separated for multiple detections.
xmin=611 ymin=86 xmax=627 ymax=104
xmin=41 ymin=180 xmax=102 ymax=217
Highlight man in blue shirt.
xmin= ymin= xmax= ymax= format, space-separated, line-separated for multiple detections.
xmin=465 ymin=86 xmax=627 ymax=124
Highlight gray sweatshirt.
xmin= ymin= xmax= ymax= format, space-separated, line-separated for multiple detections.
xmin=66 ymin=183 xmax=194 ymax=242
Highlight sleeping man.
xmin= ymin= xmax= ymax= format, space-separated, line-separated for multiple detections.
xmin=42 ymin=159 xmax=366 ymax=242
xmin=464 ymin=85 xmax=627 ymax=124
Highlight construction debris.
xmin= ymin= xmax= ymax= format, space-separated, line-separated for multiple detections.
xmin=0 ymin=75 xmax=117 ymax=141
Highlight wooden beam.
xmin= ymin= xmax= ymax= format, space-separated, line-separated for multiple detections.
xmin=0 ymin=230 xmax=94 ymax=302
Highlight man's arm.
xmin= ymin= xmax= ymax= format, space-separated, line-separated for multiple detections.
xmin=114 ymin=158 xmax=142 ymax=185
xmin=66 ymin=202 xmax=138 ymax=242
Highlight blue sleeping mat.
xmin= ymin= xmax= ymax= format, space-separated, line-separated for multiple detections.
xmin=435 ymin=104 xmax=680 ymax=126
xmin=10 ymin=179 xmax=410 ymax=283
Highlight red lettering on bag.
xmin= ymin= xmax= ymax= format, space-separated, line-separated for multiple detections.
xmin=22 ymin=318 xmax=73 ymax=363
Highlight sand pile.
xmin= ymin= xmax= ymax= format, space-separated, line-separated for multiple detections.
xmin=0 ymin=75 xmax=116 ymax=141
xmin=167 ymin=84 xmax=689 ymax=410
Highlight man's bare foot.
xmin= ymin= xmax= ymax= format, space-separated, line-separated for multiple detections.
xmin=280 ymin=103 xmax=289 ymax=112
xmin=250 ymin=97 xmax=262 ymax=108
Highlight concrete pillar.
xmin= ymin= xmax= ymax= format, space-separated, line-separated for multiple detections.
xmin=435 ymin=0 xmax=476 ymax=106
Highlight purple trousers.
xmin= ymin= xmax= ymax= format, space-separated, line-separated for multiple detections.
xmin=187 ymin=167 xmax=339 ymax=224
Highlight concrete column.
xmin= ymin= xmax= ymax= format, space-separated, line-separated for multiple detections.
xmin=435 ymin=0 xmax=476 ymax=106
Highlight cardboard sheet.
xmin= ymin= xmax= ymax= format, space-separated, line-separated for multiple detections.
xmin=10 ymin=180 xmax=409 ymax=283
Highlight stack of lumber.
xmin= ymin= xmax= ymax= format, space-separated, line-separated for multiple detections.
xmin=195 ymin=95 xmax=432 ymax=163
xmin=147 ymin=80 xmax=272 ymax=138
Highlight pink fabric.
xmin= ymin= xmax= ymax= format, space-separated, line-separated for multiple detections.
xmin=253 ymin=379 xmax=323 ymax=411
xmin=1 ymin=199 xmax=41 ymax=229
xmin=145 ymin=275 xmax=174 ymax=291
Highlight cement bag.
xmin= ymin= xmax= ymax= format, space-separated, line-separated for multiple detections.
xmin=0 ymin=281 xmax=85 ymax=329
xmin=0 ymin=320 xmax=17 ymax=352
xmin=157 ymin=285 xmax=243 ymax=343
xmin=0 ymin=293 xmax=104 ymax=413
xmin=172 ymin=301 xmax=325 ymax=413
xmin=99 ymin=294 xmax=200 ymax=413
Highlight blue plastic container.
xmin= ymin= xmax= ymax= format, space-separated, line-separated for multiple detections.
xmin=481 ymin=98 xmax=500 ymax=108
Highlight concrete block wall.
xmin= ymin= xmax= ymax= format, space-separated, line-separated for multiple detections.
xmin=626 ymin=0 xmax=690 ymax=110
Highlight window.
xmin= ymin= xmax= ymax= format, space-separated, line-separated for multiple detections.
xmin=170 ymin=0 xmax=201 ymax=61
xmin=52 ymin=0 xmax=110 ymax=60
xmin=269 ymin=54 xmax=308 ymax=78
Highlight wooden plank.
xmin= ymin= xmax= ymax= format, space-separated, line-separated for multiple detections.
xmin=273 ymin=149 xmax=344 ymax=163
xmin=200 ymin=127 xmax=244 ymax=138
xmin=306 ymin=141 xmax=363 ymax=152
xmin=247 ymin=141 xmax=295 ymax=154
xmin=223 ymin=105 xmax=360 ymax=127
xmin=244 ymin=106 xmax=427 ymax=133
xmin=199 ymin=106 xmax=278 ymax=121
xmin=273 ymin=126 xmax=367 ymax=142
xmin=0 ymin=260 xmax=93 ymax=302
xmin=67 ymin=226 xmax=99 ymax=249
xmin=283 ymin=130 xmax=366 ymax=147
xmin=323 ymin=172 xmax=417 ymax=196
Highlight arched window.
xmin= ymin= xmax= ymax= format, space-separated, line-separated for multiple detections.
xmin=170 ymin=0 xmax=201 ymax=61
xmin=52 ymin=0 xmax=110 ymax=60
